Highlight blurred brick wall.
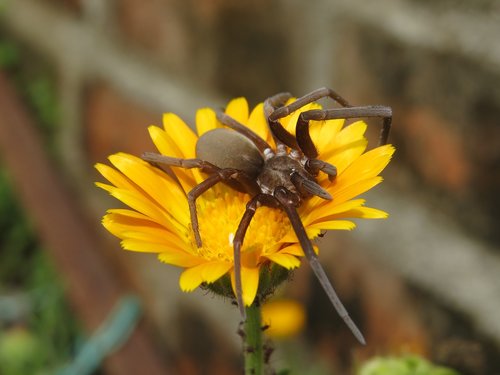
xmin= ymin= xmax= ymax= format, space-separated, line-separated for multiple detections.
xmin=340 ymin=27 xmax=500 ymax=244
xmin=10 ymin=0 xmax=495 ymax=245
xmin=3 ymin=0 xmax=500 ymax=363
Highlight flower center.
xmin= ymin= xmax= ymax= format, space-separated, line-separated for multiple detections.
xmin=190 ymin=185 xmax=291 ymax=264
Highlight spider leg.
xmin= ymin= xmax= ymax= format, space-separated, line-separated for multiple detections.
xmin=268 ymin=87 xmax=351 ymax=122
xmin=232 ymin=194 xmax=268 ymax=318
xmin=186 ymin=173 xmax=227 ymax=247
xmin=216 ymin=112 xmax=273 ymax=155
xmin=295 ymin=106 xmax=393 ymax=159
xmin=263 ymin=93 xmax=300 ymax=152
xmin=268 ymin=120 xmax=300 ymax=152
xmin=274 ymin=187 xmax=366 ymax=345
xmin=142 ymin=152 xmax=219 ymax=173
xmin=263 ymin=92 xmax=293 ymax=118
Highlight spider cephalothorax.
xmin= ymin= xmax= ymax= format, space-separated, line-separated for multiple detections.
xmin=143 ymin=87 xmax=392 ymax=345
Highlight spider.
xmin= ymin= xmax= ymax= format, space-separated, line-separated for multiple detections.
xmin=142 ymin=87 xmax=392 ymax=345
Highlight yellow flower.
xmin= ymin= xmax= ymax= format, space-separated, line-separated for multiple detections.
xmin=95 ymin=97 xmax=394 ymax=307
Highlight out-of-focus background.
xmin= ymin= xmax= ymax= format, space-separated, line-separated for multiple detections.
xmin=0 ymin=0 xmax=499 ymax=374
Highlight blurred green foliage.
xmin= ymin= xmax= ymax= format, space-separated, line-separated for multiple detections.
xmin=358 ymin=355 xmax=460 ymax=375
xmin=0 ymin=168 xmax=83 ymax=375
xmin=0 ymin=36 xmax=60 ymax=153
xmin=273 ymin=340 xmax=461 ymax=374
xmin=0 ymin=39 xmax=19 ymax=67
xmin=0 ymin=34 xmax=82 ymax=374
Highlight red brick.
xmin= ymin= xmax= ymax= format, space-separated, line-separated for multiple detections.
xmin=48 ymin=0 xmax=82 ymax=13
xmin=401 ymin=107 xmax=471 ymax=194
xmin=116 ymin=0 xmax=192 ymax=71
xmin=85 ymin=82 xmax=160 ymax=164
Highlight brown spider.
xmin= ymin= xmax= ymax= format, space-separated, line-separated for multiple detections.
xmin=143 ymin=87 xmax=392 ymax=345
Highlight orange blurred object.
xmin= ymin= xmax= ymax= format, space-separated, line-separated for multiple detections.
xmin=261 ymin=299 xmax=306 ymax=339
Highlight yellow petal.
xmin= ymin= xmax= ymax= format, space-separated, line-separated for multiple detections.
xmin=179 ymin=267 xmax=204 ymax=291
xmin=99 ymin=184 xmax=166 ymax=225
xmin=162 ymin=113 xmax=197 ymax=158
xmin=231 ymin=266 xmax=260 ymax=306
xmin=320 ymin=121 xmax=368 ymax=174
xmin=279 ymin=243 xmax=304 ymax=256
xmin=196 ymin=107 xmax=217 ymax=137
xmin=329 ymin=176 xmax=384 ymax=205
xmin=95 ymin=162 xmax=137 ymax=191
xmin=106 ymin=208 xmax=155 ymax=220
xmin=147 ymin=126 xmax=197 ymax=190
xmin=179 ymin=262 xmax=232 ymax=291
xmin=148 ymin=125 xmax=180 ymax=158
xmin=121 ymin=229 xmax=187 ymax=249
xmin=339 ymin=144 xmax=395 ymax=183
xmin=102 ymin=210 xmax=165 ymax=238
xmin=306 ymin=220 xmax=356 ymax=231
xmin=202 ymin=262 xmax=233 ymax=283
xmin=336 ymin=120 xmax=367 ymax=144
xmin=95 ymin=181 xmax=117 ymax=194
xmin=313 ymin=118 xmax=344 ymax=154
xmin=158 ymin=252 xmax=205 ymax=268
xmin=108 ymin=153 xmax=190 ymax=226
xmin=278 ymin=226 xmax=321 ymax=244
xmin=333 ymin=206 xmax=389 ymax=220
xmin=278 ymin=243 xmax=319 ymax=257
xmin=265 ymin=253 xmax=301 ymax=269
xmin=303 ymin=199 xmax=366 ymax=225
xmin=225 ymin=97 xmax=249 ymax=124
xmin=121 ymin=239 xmax=190 ymax=256
xmin=103 ymin=209 xmax=188 ymax=241
xmin=247 ymin=102 xmax=271 ymax=143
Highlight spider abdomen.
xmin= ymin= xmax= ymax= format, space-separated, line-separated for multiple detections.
xmin=195 ymin=128 xmax=264 ymax=178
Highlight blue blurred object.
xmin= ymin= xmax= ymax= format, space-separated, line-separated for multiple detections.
xmin=57 ymin=295 xmax=142 ymax=375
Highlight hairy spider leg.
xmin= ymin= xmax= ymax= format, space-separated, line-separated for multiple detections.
xmin=186 ymin=173 xmax=228 ymax=247
xmin=274 ymin=187 xmax=366 ymax=345
xmin=263 ymin=92 xmax=301 ymax=151
xmin=266 ymin=87 xmax=351 ymax=155
xmin=263 ymin=92 xmax=293 ymax=118
xmin=141 ymin=152 xmax=254 ymax=247
xmin=142 ymin=152 xmax=219 ymax=171
xmin=295 ymin=106 xmax=393 ymax=159
xmin=232 ymin=194 xmax=267 ymax=318
xmin=268 ymin=87 xmax=352 ymax=123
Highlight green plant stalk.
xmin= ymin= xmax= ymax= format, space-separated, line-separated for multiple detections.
xmin=244 ymin=304 xmax=264 ymax=375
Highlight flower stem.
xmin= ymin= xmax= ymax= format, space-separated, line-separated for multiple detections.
xmin=244 ymin=304 xmax=264 ymax=375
